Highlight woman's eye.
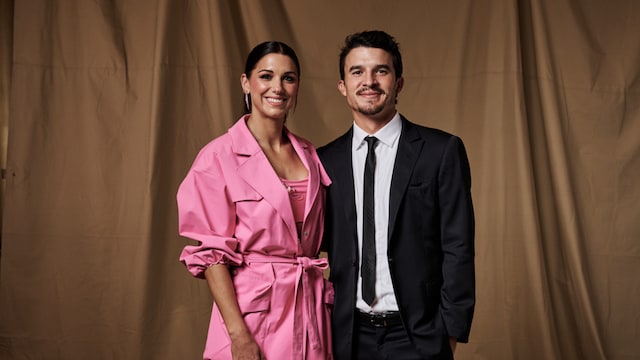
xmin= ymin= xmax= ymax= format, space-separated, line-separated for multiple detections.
xmin=283 ymin=75 xmax=296 ymax=82
xmin=260 ymin=74 xmax=272 ymax=80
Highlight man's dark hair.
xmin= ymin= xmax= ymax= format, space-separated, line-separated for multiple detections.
xmin=338 ymin=30 xmax=403 ymax=80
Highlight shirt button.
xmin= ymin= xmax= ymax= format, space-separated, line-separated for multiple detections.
xmin=303 ymin=231 xmax=309 ymax=237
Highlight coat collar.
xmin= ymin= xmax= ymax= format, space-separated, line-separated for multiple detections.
xmin=228 ymin=115 xmax=328 ymax=242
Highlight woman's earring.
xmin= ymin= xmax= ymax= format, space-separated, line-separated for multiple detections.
xmin=244 ymin=93 xmax=250 ymax=111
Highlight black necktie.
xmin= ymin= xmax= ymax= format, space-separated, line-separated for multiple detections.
xmin=362 ymin=136 xmax=378 ymax=306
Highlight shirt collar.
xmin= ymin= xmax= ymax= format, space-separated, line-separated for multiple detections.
xmin=352 ymin=112 xmax=402 ymax=150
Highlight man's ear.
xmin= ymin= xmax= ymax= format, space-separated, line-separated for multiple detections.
xmin=396 ymin=77 xmax=404 ymax=94
xmin=338 ymin=80 xmax=347 ymax=96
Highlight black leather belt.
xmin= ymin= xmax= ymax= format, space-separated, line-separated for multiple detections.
xmin=357 ymin=310 xmax=402 ymax=327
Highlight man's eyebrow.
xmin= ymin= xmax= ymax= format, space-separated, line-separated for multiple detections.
xmin=348 ymin=64 xmax=391 ymax=72
xmin=374 ymin=64 xmax=392 ymax=70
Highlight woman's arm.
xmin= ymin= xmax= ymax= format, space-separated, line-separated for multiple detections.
xmin=205 ymin=264 xmax=262 ymax=360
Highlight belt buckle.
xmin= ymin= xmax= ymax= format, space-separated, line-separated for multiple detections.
xmin=358 ymin=310 xmax=399 ymax=328
xmin=370 ymin=312 xmax=388 ymax=327
xmin=379 ymin=316 xmax=389 ymax=327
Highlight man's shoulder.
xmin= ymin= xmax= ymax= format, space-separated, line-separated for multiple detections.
xmin=317 ymin=128 xmax=352 ymax=156
xmin=401 ymin=116 xmax=457 ymax=142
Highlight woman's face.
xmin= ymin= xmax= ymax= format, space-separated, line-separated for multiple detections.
xmin=242 ymin=53 xmax=299 ymax=121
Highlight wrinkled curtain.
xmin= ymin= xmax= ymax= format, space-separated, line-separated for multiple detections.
xmin=0 ymin=0 xmax=11 ymax=245
xmin=1 ymin=1 xmax=639 ymax=359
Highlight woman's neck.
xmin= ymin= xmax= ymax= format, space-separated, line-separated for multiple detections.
xmin=246 ymin=114 xmax=287 ymax=149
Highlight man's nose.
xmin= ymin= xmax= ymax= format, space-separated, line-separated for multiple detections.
xmin=364 ymin=72 xmax=378 ymax=86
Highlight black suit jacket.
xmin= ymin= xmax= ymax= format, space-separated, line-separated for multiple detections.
xmin=318 ymin=116 xmax=475 ymax=360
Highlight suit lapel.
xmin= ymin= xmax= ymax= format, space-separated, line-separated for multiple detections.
xmin=388 ymin=118 xmax=423 ymax=241
xmin=331 ymin=130 xmax=359 ymax=245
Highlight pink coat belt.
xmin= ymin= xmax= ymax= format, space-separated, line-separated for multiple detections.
xmin=242 ymin=254 xmax=329 ymax=353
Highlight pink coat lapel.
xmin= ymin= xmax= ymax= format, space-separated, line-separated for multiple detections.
xmin=229 ymin=117 xmax=311 ymax=243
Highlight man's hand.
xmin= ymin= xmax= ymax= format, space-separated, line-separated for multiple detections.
xmin=449 ymin=337 xmax=457 ymax=353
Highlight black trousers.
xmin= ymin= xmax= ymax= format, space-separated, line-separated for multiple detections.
xmin=354 ymin=319 xmax=423 ymax=360
xmin=353 ymin=317 xmax=453 ymax=360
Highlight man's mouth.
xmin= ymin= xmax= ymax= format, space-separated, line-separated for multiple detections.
xmin=357 ymin=88 xmax=383 ymax=97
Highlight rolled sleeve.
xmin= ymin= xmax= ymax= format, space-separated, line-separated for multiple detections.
xmin=177 ymin=151 xmax=243 ymax=278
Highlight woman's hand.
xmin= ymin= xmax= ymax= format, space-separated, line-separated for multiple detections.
xmin=230 ymin=332 xmax=263 ymax=360
xmin=204 ymin=265 xmax=263 ymax=359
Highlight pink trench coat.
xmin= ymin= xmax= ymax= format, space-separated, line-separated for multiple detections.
xmin=178 ymin=116 xmax=334 ymax=360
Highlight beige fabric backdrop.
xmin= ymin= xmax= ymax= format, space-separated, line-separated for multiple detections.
xmin=1 ymin=0 xmax=639 ymax=359
xmin=0 ymin=0 xmax=10 ymax=244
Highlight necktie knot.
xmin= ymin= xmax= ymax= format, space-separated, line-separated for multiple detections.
xmin=365 ymin=136 xmax=379 ymax=149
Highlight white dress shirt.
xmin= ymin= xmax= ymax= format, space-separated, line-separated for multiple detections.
xmin=352 ymin=112 xmax=402 ymax=312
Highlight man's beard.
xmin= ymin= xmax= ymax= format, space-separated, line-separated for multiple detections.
xmin=357 ymin=102 xmax=385 ymax=116
xmin=355 ymin=87 xmax=387 ymax=115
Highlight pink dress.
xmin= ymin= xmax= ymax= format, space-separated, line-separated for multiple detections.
xmin=178 ymin=115 xmax=334 ymax=359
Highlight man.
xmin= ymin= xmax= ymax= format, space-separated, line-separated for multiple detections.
xmin=318 ymin=30 xmax=475 ymax=360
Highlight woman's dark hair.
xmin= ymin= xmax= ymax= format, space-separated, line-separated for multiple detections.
xmin=338 ymin=30 xmax=403 ymax=80
xmin=243 ymin=41 xmax=300 ymax=114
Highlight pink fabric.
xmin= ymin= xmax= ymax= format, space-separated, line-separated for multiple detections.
xmin=282 ymin=178 xmax=308 ymax=235
xmin=177 ymin=115 xmax=333 ymax=359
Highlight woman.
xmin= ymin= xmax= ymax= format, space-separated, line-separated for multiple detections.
xmin=178 ymin=41 xmax=334 ymax=360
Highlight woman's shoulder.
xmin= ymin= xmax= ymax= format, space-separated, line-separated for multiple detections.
xmin=196 ymin=131 xmax=233 ymax=156
xmin=284 ymin=128 xmax=310 ymax=144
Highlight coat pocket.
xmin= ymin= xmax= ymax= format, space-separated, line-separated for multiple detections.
xmin=323 ymin=279 xmax=335 ymax=306
xmin=232 ymin=264 xmax=274 ymax=314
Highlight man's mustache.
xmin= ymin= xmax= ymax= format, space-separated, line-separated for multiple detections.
xmin=356 ymin=87 xmax=385 ymax=95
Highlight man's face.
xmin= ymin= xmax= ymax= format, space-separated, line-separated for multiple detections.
xmin=338 ymin=47 xmax=403 ymax=123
